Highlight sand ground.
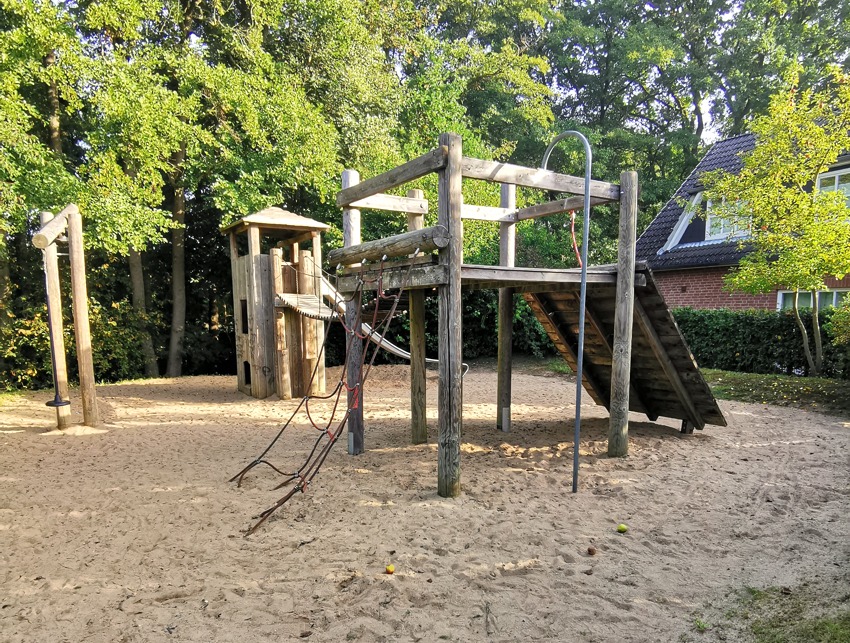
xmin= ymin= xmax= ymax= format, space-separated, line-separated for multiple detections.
xmin=1 ymin=364 xmax=848 ymax=642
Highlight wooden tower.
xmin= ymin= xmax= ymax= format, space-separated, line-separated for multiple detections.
xmin=222 ymin=208 xmax=329 ymax=399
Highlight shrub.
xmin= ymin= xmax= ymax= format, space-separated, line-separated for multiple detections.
xmin=673 ymin=307 xmax=850 ymax=379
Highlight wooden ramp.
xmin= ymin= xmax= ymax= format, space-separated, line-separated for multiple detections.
xmin=519 ymin=263 xmax=725 ymax=429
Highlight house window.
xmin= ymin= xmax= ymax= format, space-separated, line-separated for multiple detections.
xmin=816 ymin=167 xmax=850 ymax=207
xmin=777 ymin=289 xmax=850 ymax=310
xmin=705 ymin=198 xmax=750 ymax=241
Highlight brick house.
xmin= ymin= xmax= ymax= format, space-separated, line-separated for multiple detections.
xmin=635 ymin=134 xmax=850 ymax=310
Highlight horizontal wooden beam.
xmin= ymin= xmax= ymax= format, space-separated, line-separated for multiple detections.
xmin=514 ymin=196 xmax=611 ymax=222
xmin=337 ymin=263 xmax=448 ymax=293
xmin=337 ymin=147 xmax=447 ymax=207
xmin=350 ymin=193 xmax=428 ymax=214
xmin=32 ymin=204 xmax=77 ymax=249
xmin=460 ymin=264 xmax=646 ymax=288
xmin=461 ymin=204 xmax=514 ymax=222
xmin=275 ymin=230 xmax=316 ymax=248
xmin=460 ymin=157 xmax=620 ymax=201
xmin=328 ymin=225 xmax=450 ymax=267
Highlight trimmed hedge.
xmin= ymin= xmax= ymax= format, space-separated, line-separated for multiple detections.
xmin=672 ymin=307 xmax=850 ymax=379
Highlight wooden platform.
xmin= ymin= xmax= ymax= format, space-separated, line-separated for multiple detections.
xmin=340 ymin=259 xmax=725 ymax=429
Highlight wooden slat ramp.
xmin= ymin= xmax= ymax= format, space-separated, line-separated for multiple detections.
xmin=516 ymin=264 xmax=726 ymax=429
xmin=275 ymin=294 xmax=335 ymax=321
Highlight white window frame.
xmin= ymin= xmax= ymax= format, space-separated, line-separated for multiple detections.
xmin=776 ymin=289 xmax=850 ymax=311
xmin=816 ymin=166 xmax=850 ymax=207
xmin=659 ymin=191 xmax=703 ymax=254
xmin=705 ymin=197 xmax=750 ymax=241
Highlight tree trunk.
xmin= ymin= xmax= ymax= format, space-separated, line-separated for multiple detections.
xmin=0 ymin=233 xmax=12 ymax=374
xmin=811 ymin=290 xmax=823 ymax=376
xmin=44 ymin=50 xmax=62 ymax=156
xmin=792 ymin=290 xmax=816 ymax=376
xmin=129 ymin=248 xmax=159 ymax=378
xmin=165 ymin=146 xmax=187 ymax=378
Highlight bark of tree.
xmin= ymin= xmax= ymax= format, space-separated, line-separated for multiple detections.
xmin=166 ymin=145 xmax=187 ymax=378
xmin=0 ymin=234 xmax=12 ymax=374
xmin=128 ymin=248 xmax=160 ymax=378
xmin=792 ymin=290 xmax=819 ymax=376
xmin=811 ymin=289 xmax=823 ymax=376
xmin=45 ymin=50 xmax=62 ymax=157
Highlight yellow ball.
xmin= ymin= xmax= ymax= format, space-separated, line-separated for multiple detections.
xmin=617 ymin=523 xmax=629 ymax=533
xmin=385 ymin=564 xmax=395 ymax=575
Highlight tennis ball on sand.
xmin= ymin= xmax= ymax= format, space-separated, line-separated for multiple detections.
xmin=617 ymin=523 xmax=629 ymax=533
xmin=386 ymin=564 xmax=395 ymax=575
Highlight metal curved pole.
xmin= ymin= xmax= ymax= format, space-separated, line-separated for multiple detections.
xmin=541 ymin=131 xmax=591 ymax=494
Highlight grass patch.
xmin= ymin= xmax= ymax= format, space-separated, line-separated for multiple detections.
xmin=545 ymin=359 xmax=573 ymax=375
xmin=740 ymin=585 xmax=850 ymax=643
xmin=701 ymin=369 xmax=850 ymax=419
xmin=0 ymin=390 xmax=22 ymax=406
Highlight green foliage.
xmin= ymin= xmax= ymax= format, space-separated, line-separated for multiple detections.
xmin=673 ymin=307 xmax=849 ymax=379
xmin=0 ymin=308 xmax=52 ymax=391
xmin=703 ymin=68 xmax=850 ymax=295
xmin=826 ymin=300 xmax=850 ymax=347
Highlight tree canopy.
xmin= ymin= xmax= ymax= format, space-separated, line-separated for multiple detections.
xmin=703 ymin=66 xmax=850 ymax=374
xmin=1 ymin=0 xmax=849 ymax=388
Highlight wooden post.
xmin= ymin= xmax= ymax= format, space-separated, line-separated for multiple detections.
xmin=407 ymin=189 xmax=427 ymax=444
xmin=437 ymin=133 xmax=463 ymax=498
xmin=40 ymin=212 xmax=70 ymax=429
xmin=228 ymin=232 xmax=244 ymax=392
xmin=608 ymin=171 xmax=638 ymax=457
xmin=298 ymin=249 xmax=320 ymax=395
xmin=270 ymin=248 xmax=291 ymax=400
xmin=247 ymin=225 xmax=273 ymax=398
xmin=311 ymin=232 xmax=326 ymax=395
xmin=343 ymin=169 xmax=365 ymax=455
xmin=283 ymin=259 xmax=303 ymax=397
xmin=67 ymin=206 xmax=99 ymax=427
xmin=496 ymin=183 xmax=516 ymax=432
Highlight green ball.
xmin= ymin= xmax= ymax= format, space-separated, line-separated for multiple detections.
xmin=617 ymin=523 xmax=629 ymax=533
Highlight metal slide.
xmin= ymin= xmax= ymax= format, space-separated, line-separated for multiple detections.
xmin=320 ymin=276 xmax=467 ymax=374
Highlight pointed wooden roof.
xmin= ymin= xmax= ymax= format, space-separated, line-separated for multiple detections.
xmin=221 ymin=207 xmax=330 ymax=238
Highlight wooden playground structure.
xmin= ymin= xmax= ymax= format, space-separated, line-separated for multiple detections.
xmin=32 ymin=204 xmax=99 ymax=429
xmin=225 ymin=132 xmax=725 ymax=511
xmin=327 ymin=133 xmax=725 ymax=497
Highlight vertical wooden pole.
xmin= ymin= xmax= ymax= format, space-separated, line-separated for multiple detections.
xmin=496 ymin=184 xmax=516 ymax=432
xmin=407 ymin=189 xmax=427 ymax=444
xmin=41 ymin=212 xmax=70 ymax=429
xmin=247 ymin=225 xmax=271 ymax=398
xmin=311 ymin=232 xmax=326 ymax=395
xmin=437 ymin=133 xmax=463 ymax=498
xmin=67 ymin=207 xmax=99 ymax=427
xmin=608 ymin=171 xmax=638 ymax=457
xmin=342 ymin=169 xmax=365 ymax=455
xmin=229 ymin=232 xmax=246 ymax=393
xmin=283 ymin=259 xmax=303 ymax=397
xmin=298 ymin=249 xmax=319 ymax=395
xmin=270 ymin=247 xmax=291 ymax=400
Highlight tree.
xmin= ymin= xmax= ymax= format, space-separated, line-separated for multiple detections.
xmin=703 ymin=67 xmax=850 ymax=375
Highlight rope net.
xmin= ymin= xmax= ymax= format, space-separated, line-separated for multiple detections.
xmin=229 ymin=257 xmax=416 ymax=536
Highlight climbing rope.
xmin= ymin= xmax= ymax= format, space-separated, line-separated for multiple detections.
xmin=230 ymin=256 xmax=418 ymax=536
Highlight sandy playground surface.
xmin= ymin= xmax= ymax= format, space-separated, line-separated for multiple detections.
xmin=1 ymin=363 xmax=848 ymax=642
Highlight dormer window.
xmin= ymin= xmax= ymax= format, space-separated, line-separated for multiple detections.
xmin=705 ymin=197 xmax=749 ymax=241
xmin=816 ymin=167 xmax=850 ymax=207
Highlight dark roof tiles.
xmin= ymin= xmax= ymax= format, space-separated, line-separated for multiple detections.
xmin=636 ymin=134 xmax=755 ymax=269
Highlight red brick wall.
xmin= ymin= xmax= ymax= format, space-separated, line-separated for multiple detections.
xmin=653 ymin=268 xmax=850 ymax=310
xmin=653 ymin=267 xmax=777 ymax=310
xmin=653 ymin=267 xmax=850 ymax=310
